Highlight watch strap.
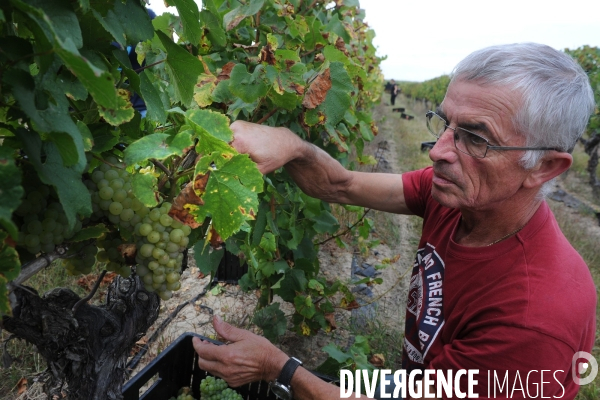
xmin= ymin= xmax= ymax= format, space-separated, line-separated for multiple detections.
xmin=277 ymin=357 xmax=303 ymax=387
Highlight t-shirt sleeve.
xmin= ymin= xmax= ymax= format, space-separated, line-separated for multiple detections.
xmin=402 ymin=166 xmax=433 ymax=218
xmin=428 ymin=325 xmax=575 ymax=399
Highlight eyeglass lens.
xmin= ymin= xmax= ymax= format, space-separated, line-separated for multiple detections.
xmin=427 ymin=113 xmax=488 ymax=158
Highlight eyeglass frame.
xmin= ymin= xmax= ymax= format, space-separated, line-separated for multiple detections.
xmin=425 ymin=110 xmax=564 ymax=159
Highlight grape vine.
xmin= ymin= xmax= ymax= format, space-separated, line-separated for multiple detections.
xmin=0 ymin=0 xmax=383 ymax=354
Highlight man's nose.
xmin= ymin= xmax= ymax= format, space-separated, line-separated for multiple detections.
xmin=429 ymin=128 xmax=457 ymax=163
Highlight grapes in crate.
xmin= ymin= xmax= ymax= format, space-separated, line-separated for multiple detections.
xmin=168 ymin=386 xmax=195 ymax=400
xmin=199 ymin=376 xmax=243 ymax=400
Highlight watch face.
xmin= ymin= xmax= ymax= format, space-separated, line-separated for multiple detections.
xmin=270 ymin=382 xmax=292 ymax=400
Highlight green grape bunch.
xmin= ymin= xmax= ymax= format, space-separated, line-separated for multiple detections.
xmin=168 ymin=386 xmax=196 ymax=400
xmin=134 ymin=202 xmax=191 ymax=301
xmin=86 ymin=157 xmax=148 ymax=230
xmin=14 ymin=184 xmax=83 ymax=255
xmin=199 ymin=376 xmax=243 ymax=400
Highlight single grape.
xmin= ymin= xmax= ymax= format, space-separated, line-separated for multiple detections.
xmin=139 ymin=243 xmax=154 ymax=258
xmin=147 ymin=231 xmax=160 ymax=244
xmin=139 ymin=223 xmax=153 ymax=236
xmin=104 ymin=169 xmax=119 ymax=181
xmin=27 ymin=220 xmax=43 ymax=235
xmin=109 ymin=202 xmax=124 ymax=216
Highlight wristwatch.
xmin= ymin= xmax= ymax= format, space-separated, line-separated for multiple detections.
xmin=269 ymin=356 xmax=303 ymax=400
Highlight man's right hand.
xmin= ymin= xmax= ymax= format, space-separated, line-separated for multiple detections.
xmin=229 ymin=120 xmax=306 ymax=175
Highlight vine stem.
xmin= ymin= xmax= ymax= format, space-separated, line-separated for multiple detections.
xmin=133 ymin=59 xmax=165 ymax=73
xmin=256 ymin=108 xmax=279 ymax=125
xmin=150 ymin=158 xmax=171 ymax=177
xmin=93 ymin=154 xmax=124 ymax=169
xmin=72 ymin=270 xmax=108 ymax=313
xmin=316 ymin=208 xmax=371 ymax=246
xmin=8 ymin=247 xmax=68 ymax=293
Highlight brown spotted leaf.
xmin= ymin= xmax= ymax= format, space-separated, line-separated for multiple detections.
xmin=187 ymin=152 xmax=263 ymax=240
xmin=324 ymin=312 xmax=337 ymax=330
xmin=335 ymin=37 xmax=349 ymax=56
xmin=302 ymin=69 xmax=331 ymax=109
xmin=369 ymin=353 xmax=385 ymax=368
xmin=260 ymin=43 xmax=276 ymax=65
xmin=218 ymin=62 xmax=237 ymax=82
xmin=169 ymin=174 xmax=210 ymax=229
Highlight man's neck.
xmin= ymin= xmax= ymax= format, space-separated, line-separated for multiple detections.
xmin=455 ymin=195 xmax=543 ymax=247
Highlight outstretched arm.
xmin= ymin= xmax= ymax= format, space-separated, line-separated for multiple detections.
xmin=230 ymin=120 xmax=412 ymax=215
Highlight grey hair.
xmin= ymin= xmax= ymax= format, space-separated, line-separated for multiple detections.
xmin=450 ymin=43 xmax=595 ymax=196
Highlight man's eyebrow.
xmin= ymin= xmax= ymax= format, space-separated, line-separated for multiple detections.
xmin=436 ymin=107 xmax=491 ymax=136
xmin=459 ymin=121 xmax=491 ymax=136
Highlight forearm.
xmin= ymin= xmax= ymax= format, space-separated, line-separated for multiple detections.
xmin=284 ymin=142 xmax=354 ymax=204
xmin=285 ymin=143 xmax=410 ymax=214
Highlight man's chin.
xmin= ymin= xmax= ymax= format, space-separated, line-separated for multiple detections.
xmin=431 ymin=187 xmax=460 ymax=209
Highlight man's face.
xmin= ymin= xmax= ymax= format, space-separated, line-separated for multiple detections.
xmin=428 ymin=80 xmax=532 ymax=211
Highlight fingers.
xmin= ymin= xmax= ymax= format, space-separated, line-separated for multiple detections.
xmin=212 ymin=315 xmax=249 ymax=343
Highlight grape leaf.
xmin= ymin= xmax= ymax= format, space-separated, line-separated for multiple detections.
xmin=229 ymin=64 xmax=269 ymax=104
xmin=193 ymin=73 xmax=218 ymax=108
xmin=5 ymin=68 xmax=86 ymax=170
xmin=131 ymin=173 xmax=159 ymax=208
xmin=188 ymin=153 xmax=263 ymax=240
xmin=15 ymin=130 xmax=91 ymax=230
xmin=69 ymin=224 xmax=109 ymax=242
xmin=294 ymin=295 xmax=316 ymax=318
xmin=140 ymin=71 xmax=167 ymax=124
xmin=185 ymin=109 xmax=235 ymax=155
xmin=193 ymin=242 xmax=224 ymax=276
xmin=223 ymin=0 xmax=265 ymax=31
xmin=200 ymin=10 xmax=226 ymax=50
xmin=172 ymin=0 xmax=202 ymax=45
xmin=302 ymin=68 xmax=331 ymax=109
xmin=124 ymin=131 xmax=193 ymax=165
xmin=274 ymin=269 xmax=307 ymax=302
xmin=0 ymin=147 xmax=24 ymax=239
xmin=157 ymin=30 xmax=205 ymax=107
xmin=324 ymin=14 xmax=350 ymax=43
xmin=98 ymin=89 xmax=135 ymax=126
xmin=11 ymin=0 xmax=119 ymax=109
xmin=319 ymin=62 xmax=353 ymax=126
xmin=252 ymin=302 xmax=287 ymax=341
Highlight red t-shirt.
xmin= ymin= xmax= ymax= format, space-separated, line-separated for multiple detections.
xmin=401 ymin=167 xmax=596 ymax=399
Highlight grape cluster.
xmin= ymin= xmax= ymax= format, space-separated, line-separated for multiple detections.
xmin=199 ymin=377 xmax=243 ymax=400
xmin=134 ymin=202 xmax=191 ymax=301
xmin=64 ymin=243 xmax=98 ymax=275
xmin=14 ymin=185 xmax=83 ymax=255
xmin=96 ymin=233 xmax=132 ymax=277
xmin=168 ymin=386 xmax=196 ymax=400
xmin=87 ymin=157 xmax=147 ymax=230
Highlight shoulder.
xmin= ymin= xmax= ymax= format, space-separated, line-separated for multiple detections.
xmin=516 ymin=203 xmax=596 ymax=349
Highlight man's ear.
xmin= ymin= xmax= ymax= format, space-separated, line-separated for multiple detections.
xmin=523 ymin=152 xmax=573 ymax=189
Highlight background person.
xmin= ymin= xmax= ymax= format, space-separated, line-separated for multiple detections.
xmin=390 ymin=79 xmax=399 ymax=106
xmin=192 ymin=43 xmax=597 ymax=400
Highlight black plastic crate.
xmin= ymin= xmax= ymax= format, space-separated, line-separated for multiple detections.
xmin=214 ymin=248 xmax=248 ymax=284
xmin=122 ymin=332 xmax=336 ymax=400
xmin=421 ymin=141 xmax=436 ymax=151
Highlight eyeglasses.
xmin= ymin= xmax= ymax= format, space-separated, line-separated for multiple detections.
xmin=425 ymin=111 xmax=562 ymax=159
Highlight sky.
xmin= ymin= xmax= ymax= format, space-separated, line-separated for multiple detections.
xmin=147 ymin=0 xmax=600 ymax=82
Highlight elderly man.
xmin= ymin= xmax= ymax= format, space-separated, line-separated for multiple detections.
xmin=192 ymin=43 xmax=597 ymax=400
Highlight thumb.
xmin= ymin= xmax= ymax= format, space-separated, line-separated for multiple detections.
xmin=213 ymin=315 xmax=247 ymax=343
